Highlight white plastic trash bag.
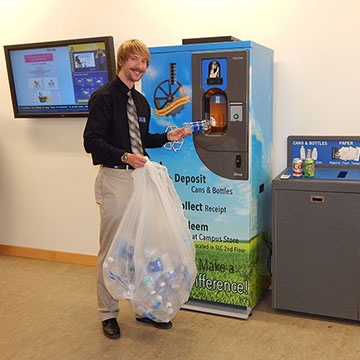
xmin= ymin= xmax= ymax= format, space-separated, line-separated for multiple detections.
xmin=103 ymin=160 xmax=197 ymax=323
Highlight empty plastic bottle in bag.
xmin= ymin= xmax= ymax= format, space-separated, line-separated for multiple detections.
xmin=160 ymin=253 xmax=176 ymax=280
xmin=165 ymin=302 xmax=173 ymax=314
xmin=149 ymin=257 xmax=163 ymax=273
xmin=142 ymin=274 xmax=157 ymax=295
xmin=153 ymin=295 xmax=162 ymax=309
xmin=143 ymin=275 xmax=155 ymax=287
xmin=143 ymin=311 xmax=156 ymax=320
xmin=181 ymin=265 xmax=194 ymax=286
xmin=128 ymin=257 xmax=135 ymax=273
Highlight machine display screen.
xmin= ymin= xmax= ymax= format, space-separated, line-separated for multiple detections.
xmin=201 ymin=58 xmax=227 ymax=91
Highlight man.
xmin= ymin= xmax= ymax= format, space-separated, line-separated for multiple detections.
xmin=83 ymin=39 xmax=187 ymax=339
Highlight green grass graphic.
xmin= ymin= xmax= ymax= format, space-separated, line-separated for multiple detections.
xmin=190 ymin=232 xmax=270 ymax=308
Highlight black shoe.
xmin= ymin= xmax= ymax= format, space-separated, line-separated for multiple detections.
xmin=136 ymin=316 xmax=172 ymax=329
xmin=102 ymin=318 xmax=120 ymax=339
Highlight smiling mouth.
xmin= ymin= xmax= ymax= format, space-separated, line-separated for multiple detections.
xmin=131 ymin=68 xmax=144 ymax=75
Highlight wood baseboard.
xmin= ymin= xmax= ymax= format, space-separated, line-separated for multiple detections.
xmin=0 ymin=245 xmax=97 ymax=266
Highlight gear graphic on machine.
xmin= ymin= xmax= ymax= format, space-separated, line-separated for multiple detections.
xmin=153 ymin=80 xmax=186 ymax=117
xmin=153 ymin=63 xmax=190 ymax=117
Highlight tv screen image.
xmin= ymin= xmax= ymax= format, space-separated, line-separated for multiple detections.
xmin=4 ymin=36 xmax=116 ymax=118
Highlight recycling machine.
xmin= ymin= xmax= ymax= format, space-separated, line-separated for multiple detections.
xmin=141 ymin=37 xmax=274 ymax=318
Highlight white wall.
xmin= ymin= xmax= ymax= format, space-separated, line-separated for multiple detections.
xmin=1 ymin=0 xmax=359 ymax=254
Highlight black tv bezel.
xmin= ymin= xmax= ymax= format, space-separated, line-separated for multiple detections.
xmin=4 ymin=36 xmax=116 ymax=118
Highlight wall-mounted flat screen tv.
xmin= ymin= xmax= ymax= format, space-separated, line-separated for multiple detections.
xmin=4 ymin=36 xmax=116 ymax=118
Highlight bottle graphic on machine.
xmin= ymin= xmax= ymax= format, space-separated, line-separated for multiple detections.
xmin=312 ymin=147 xmax=318 ymax=160
xmin=300 ymin=145 xmax=306 ymax=160
xmin=306 ymin=148 xmax=312 ymax=159
xmin=183 ymin=119 xmax=213 ymax=134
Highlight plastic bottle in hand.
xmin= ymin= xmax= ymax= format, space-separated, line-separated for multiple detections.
xmin=183 ymin=119 xmax=213 ymax=134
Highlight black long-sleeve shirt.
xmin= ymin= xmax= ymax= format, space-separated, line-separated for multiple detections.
xmin=83 ymin=76 xmax=168 ymax=166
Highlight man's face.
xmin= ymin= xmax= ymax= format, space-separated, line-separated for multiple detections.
xmin=120 ymin=53 xmax=148 ymax=84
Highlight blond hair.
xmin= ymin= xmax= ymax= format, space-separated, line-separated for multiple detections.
xmin=116 ymin=39 xmax=150 ymax=74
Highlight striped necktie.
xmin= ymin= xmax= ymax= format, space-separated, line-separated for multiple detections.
xmin=127 ymin=91 xmax=143 ymax=155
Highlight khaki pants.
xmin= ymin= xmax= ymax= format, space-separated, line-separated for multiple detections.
xmin=95 ymin=166 xmax=134 ymax=321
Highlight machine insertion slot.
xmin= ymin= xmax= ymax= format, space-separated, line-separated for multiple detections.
xmin=310 ymin=195 xmax=325 ymax=203
xmin=236 ymin=154 xmax=241 ymax=168
xmin=337 ymin=171 xmax=348 ymax=178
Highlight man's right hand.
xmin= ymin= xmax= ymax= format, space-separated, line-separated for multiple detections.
xmin=126 ymin=153 xmax=147 ymax=168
